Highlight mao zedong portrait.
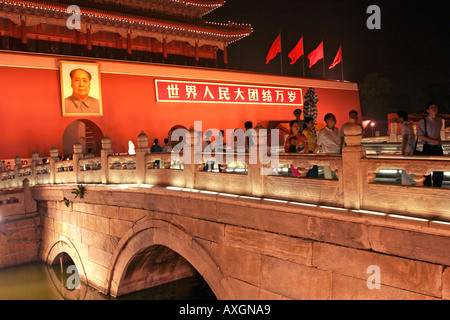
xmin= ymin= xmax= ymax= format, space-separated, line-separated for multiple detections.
xmin=64 ymin=68 xmax=101 ymax=114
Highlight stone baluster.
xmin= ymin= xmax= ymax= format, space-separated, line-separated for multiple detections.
xmin=184 ymin=126 xmax=200 ymax=189
xmin=49 ymin=146 xmax=59 ymax=184
xmin=341 ymin=119 xmax=365 ymax=210
xmin=72 ymin=142 xmax=83 ymax=184
xmin=31 ymin=151 xmax=39 ymax=186
xmin=248 ymin=123 xmax=264 ymax=197
xmin=101 ymin=135 xmax=113 ymax=184
xmin=390 ymin=122 xmax=398 ymax=142
xmin=136 ymin=131 xmax=150 ymax=186
xmin=13 ymin=155 xmax=21 ymax=188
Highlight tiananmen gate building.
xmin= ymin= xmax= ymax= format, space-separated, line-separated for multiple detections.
xmin=0 ymin=0 xmax=361 ymax=159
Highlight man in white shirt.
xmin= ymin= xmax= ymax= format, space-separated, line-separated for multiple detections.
xmin=417 ymin=102 xmax=444 ymax=187
xmin=315 ymin=113 xmax=341 ymax=154
xmin=314 ymin=113 xmax=340 ymax=179
xmin=162 ymin=138 xmax=172 ymax=152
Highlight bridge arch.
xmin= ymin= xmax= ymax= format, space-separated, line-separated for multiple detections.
xmin=45 ymin=236 xmax=88 ymax=285
xmin=106 ymin=218 xmax=234 ymax=299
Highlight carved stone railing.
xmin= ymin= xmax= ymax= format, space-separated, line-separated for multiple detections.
xmin=1 ymin=124 xmax=449 ymax=221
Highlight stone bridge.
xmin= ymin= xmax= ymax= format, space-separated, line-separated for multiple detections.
xmin=1 ymin=125 xmax=450 ymax=299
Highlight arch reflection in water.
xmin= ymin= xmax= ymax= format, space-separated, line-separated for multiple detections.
xmin=0 ymin=256 xmax=216 ymax=300
xmin=45 ymin=252 xmax=89 ymax=300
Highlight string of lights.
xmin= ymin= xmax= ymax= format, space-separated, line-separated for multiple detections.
xmin=0 ymin=0 xmax=252 ymax=43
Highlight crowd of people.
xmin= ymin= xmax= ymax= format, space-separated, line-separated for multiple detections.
xmin=281 ymin=102 xmax=445 ymax=186
xmin=0 ymin=102 xmax=446 ymax=187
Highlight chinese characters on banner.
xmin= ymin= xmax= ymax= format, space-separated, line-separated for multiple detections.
xmin=155 ymin=79 xmax=303 ymax=106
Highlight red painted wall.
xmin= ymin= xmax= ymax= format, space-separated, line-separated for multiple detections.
xmin=0 ymin=53 xmax=360 ymax=159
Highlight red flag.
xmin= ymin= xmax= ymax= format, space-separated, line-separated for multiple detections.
xmin=329 ymin=45 xmax=342 ymax=69
xmin=288 ymin=37 xmax=303 ymax=65
xmin=307 ymin=41 xmax=324 ymax=68
xmin=266 ymin=34 xmax=281 ymax=64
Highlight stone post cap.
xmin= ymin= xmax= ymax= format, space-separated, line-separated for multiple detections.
xmin=254 ymin=122 xmax=265 ymax=130
xmin=343 ymin=119 xmax=363 ymax=146
xmin=101 ymin=135 xmax=112 ymax=150
xmin=14 ymin=155 xmax=21 ymax=164
xmin=49 ymin=146 xmax=59 ymax=158
xmin=137 ymin=131 xmax=149 ymax=148
xmin=31 ymin=151 xmax=39 ymax=161
xmin=253 ymin=123 xmax=266 ymax=136
xmin=22 ymin=178 xmax=30 ymax=187
xmin=187 ymin=126 xmax=200 ymax=147
xmin=73 ymin=142 xmax=83 ymax=154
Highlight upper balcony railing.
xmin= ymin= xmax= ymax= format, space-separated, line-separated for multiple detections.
xmin=1 ymin=122 xmax=449 ymax=222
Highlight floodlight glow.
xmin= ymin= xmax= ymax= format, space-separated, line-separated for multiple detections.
xmin=353 ymin=209 xmax=387 ymax=216
xmin=219 ymin=193 xmax=239 ymax=197
xmin=128 ymin=141 xmax=136 ymax=155
xmin=388 ymin=214 xmax=428 ymax=222
xmin=263 ymin=198 xmax=288 ymax=203
xmin=239 ymin=196 xmax=261 ymax=200
xmin=319 ymin=205 xmax=348 ymax=211
xmin=289 ymin=201 xmax=318 ymax=207
xmin=200 ymin=190 xmax=218 ymax=195
xmin=166 ymin=186 xmax=183 ymax=191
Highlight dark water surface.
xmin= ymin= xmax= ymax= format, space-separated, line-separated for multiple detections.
xmin=0 ymin=262 xmax=216 ymax=300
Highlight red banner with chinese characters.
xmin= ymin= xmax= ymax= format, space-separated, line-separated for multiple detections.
xmin=155 ymin=79 xmax=303 ymax=106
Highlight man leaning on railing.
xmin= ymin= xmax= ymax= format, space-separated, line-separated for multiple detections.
xmin=417 ymin=102 xmax=444 ymax=187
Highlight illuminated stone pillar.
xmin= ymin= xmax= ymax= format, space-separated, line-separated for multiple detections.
xmin=72 ymin=142 xmax=83 ymax=184
xmin=390 ymin=122 xmax=398 ymax=142
xmin=13 ymin=155 xmax=21 ymax=188
xmin=49 ymin=146 xmax=59 ymax=185
xmin=136 ymin=131 xmax=150 ymax=186
xmin=101 ymin=135 xmax=113 ymax=184
xmin=341 ymin=119 xmax=365 ymax=209
xmin=248 ymin=123 xmax=264 ymax=197
xmin=184 ymin=126 xmax=199 ymax=189
xmin=31 ymin=151 xmax=39 ymax=186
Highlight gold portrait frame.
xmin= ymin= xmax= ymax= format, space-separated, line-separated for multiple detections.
xmin=60 ymin=60 xmax=103 ymax=116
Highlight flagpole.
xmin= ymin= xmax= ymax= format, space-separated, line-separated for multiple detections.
xmin=302 ymin=55 xmax=305 ymax=77
xmin=279 ymin=29 xmax=283 ymax=75
xmin=321 ymin=39 xmax=325 ymax=79
xmin=302 ymin=34 xmax=305 ymax=77
xmin=340 ymin=44 xmax=344 ymax=81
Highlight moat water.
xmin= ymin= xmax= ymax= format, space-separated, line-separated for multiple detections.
xmin=0 ymin=262 xmax=216 ymax=300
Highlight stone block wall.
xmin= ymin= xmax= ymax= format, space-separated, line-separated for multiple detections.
xmin=33 ymin=185 xmax=450 ymax=300
xmin=0 ymin=182 xmax=40 ymax=268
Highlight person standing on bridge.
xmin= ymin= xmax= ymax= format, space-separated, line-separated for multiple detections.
xmin=417 ymin=102 xmax=444 ymax=187
xmin=314 ymin=113 xmax=341 ymax=154
xmin=285 ymin=120 xmax=308 ymax=177
xmin=314 ymin=113 xmax=341 ymax=179
xmin=293 ymin=109 xmax=304 ymax=133
xmin=397 ymin=110 xmax=415 ymax=185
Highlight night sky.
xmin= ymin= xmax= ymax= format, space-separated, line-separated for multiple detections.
xmin=207 ymin=0 xmax=449 ymax=115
